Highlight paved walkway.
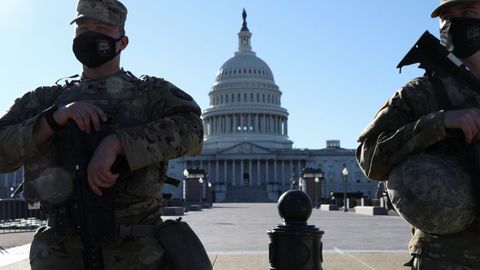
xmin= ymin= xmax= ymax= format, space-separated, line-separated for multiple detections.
xmin=0 ymin=203 xmax=412 ymax=269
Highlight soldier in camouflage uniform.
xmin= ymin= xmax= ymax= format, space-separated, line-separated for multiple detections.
xmin=0 ymin=0 xmax=203 ymax=269
xmin=357 ymin=0 xmax=480 ymax=269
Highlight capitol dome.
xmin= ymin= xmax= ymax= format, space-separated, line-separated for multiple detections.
xmin=216 ymin=54 xmax=275 ymax=83
xmin=202 ymin=9 xmax=292 ymax=150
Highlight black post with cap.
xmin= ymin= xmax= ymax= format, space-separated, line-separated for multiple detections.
xmin=267 ymin=190 xmax=324 ymax=270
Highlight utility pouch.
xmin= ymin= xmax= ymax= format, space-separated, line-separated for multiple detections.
xmin=155 ymin=218 xmax=212 ymax=270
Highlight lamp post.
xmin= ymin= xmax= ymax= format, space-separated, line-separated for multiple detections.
xmin=183 ymin=169 xmax=189 ymax=200
xmin=342 ymin=165 xmax=349 ymax=212
xmin=290 ymin=175 xmax=295 ymax=190
xmin=314 ymin=177 xmax=320 ymax=209
xmin=199 ymin=177 xmax=204 ymax=203
xmin=208 ymin=181 xmax=212 ymax=206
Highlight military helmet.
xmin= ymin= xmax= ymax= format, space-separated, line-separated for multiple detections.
xmin=431 ymin=0 xmax=479 ymax=18
xmin=71 ymin=0 xmax=128 ymax=26
xmin=387 ymin=153 xmax=476 ymax=234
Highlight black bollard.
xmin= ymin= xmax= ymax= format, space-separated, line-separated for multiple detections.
xmin=267 ymin=190 xmax=324 ymax=270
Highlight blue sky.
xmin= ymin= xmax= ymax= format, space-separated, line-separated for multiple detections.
xmin=0 ymin=1 xmax=439 ymax=149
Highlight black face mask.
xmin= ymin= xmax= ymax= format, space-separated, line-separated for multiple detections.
xmin=440 ymin=17 xmax=480 ymax=59
xmin=73 ymin=31 xmax=124 ymax=68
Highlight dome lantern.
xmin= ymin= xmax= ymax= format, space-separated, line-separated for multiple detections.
xmin=237 ymin=9 xmax=254 ymax=55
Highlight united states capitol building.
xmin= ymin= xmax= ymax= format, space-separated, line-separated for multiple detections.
xmin=165 ymin=11 xmax=376 ymax=202
xmin=0 ymin=11 xmax=376 ymax=202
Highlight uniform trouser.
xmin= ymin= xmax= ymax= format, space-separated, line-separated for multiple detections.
xmin=29 ymin=225 xmax=165 ymax=270
xmin=408 ymin=222 xmax=480 ymax=270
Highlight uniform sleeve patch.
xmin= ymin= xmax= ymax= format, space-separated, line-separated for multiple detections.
xmin=171 ymin=87 xmax=193 ymax=101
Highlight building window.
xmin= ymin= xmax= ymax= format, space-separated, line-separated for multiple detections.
xmin=257 ymin=93 xmax=260 ymax=102
xmin=244 ymin=93 xmax=247 ymax=102
xmin=250 ymin=93 xmax=253 ymax=102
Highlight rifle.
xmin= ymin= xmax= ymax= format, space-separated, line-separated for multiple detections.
xmin=397 ymin=30 xmax=480 ymax=91
xmin=54 ymin=122 xmax=126 ymax=270
xmin=397 ymin=30 xmax=480 ymax=209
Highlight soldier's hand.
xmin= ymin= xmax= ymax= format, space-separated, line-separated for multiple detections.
xmin=444 ymin=108 xmax=480 ymax=144
xmin=54 ymin=101 xmax=107 ymax=134
xmin=87 ymin=134 xmax=124 ymax=196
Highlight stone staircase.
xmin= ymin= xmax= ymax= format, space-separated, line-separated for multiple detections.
xmin=224 ymin=185 xmax=271 ymax=202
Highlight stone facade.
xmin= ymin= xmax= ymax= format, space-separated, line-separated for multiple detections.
xmin=165 ymin=10 xmax=376 ymax=202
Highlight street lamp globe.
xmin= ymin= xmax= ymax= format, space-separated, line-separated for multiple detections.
xmin=314 ymin=177 xmax=320 ymax=183
xmin=342 ymin=167 xmax=349 ymax=177
xmin=199 ymin=177 xmax=204 ymax=184
xmin=208 ymin=182 xmax=212 ymax=188
xmin=183 ymin=169 xmax=189 ymax=177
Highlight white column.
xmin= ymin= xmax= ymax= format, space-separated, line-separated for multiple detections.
xmin=257 ymin=160 xmax=261 ymax=186
xmin=233 ymin=160 xmax=236 ymax=186
xmin=278 ymin=116 xmax=281 ymax=134
xmin=264 ymin=114 xmax=268 ymax=133
xmin=233 ymin=114 xmax=237 ymax=133
xmin=266 ymin=160 xmax=269 ymax=185
xmin=216 ymin=160 xmax=219 ymax=183
xmin=273 ymin=116 xmax=277 ymax=134
xmin=290 ymin=160 xmax=293 ymax=177
xmin=219 ymin=116 xmax=222 ymax=134
xmin=282 ymin=160 xmax=285 ymax=186
xmin=249 ymin=159 xmax=253 ymax=186
xmin=241 ymin=160 xmax=244 ymax=185
xmin=255 ymin=114 xmax=259 ymax=133
xmin=224 ymin=160 xmax=228 ymax=185
xmin=212 ymin=117 xmax=216 ymax=134
xmin=285 ymin=118 xmax=288 ymax=135
xmin=274 ymin=160 xmax=277 ymax=185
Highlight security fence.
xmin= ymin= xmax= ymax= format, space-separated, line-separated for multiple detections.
xmin=0 ymin=198 xmax=47 ymax=234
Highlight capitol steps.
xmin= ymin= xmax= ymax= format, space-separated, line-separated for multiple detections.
xmin=224 ymin=185 xmax=272 ymax=202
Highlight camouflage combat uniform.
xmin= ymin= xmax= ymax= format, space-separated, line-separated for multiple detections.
xmin=0 ymin=70 xmax=203 ymax=269
xmin=357 ymin=74 xmax=480 ymax=269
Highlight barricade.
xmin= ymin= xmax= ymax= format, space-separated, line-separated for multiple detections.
xmin=0 ymin=198 xmax=46 ymax=233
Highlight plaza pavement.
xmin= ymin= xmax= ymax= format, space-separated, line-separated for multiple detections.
xmin=0 ymin=203 xmax=412 ymax=270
